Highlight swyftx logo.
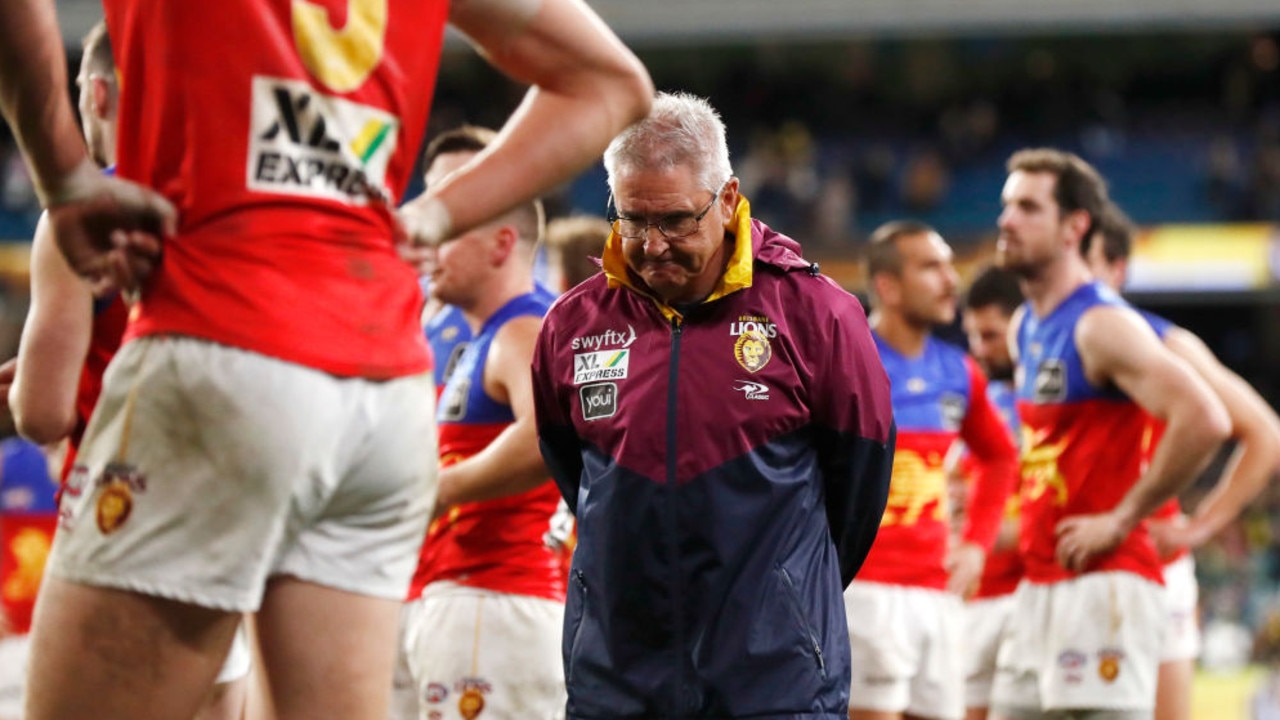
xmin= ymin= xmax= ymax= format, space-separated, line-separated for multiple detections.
xmin=247 ymin=77 xmax=399 ymax=205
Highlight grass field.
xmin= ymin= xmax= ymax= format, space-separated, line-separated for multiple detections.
xmin=1195 ymin=666 xmax=1267 ymax=720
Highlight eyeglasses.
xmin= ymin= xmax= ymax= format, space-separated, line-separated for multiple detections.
xmin=609 ymin=181 xmax=728 ymax=240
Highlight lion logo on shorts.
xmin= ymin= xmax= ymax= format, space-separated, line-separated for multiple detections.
xmin=1097 ymin=648 xmax=1124 ymax=683
xmin=94 ymin=462 xmax=146 ymax=535
xmin=96 ymin=482 xmax=133 ymax=535
xmin=458 ymin=688 xmax=485 ymax=719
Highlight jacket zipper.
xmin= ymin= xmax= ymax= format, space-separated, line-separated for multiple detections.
xmin=665 ymin=316 xmax=687 ymax=715
xmin=777 ymin=567 xmax=827 ymax=677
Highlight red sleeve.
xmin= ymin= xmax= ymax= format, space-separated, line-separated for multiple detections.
xmin=957 ymin=356 xmax=1019 ymax=551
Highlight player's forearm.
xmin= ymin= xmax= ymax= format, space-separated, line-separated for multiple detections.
xmin=0 ymin=0 xmax=92 ymax=205
xmin=993 ymin=516 xmax=1020 ymax=553
xmin=960 ymin=462 xmax=1016 ymax=552
xmin=438 ymin=0 xmax=652 ymax=236
xmin=11 ymin=331 xmax=84 ymax=445
xmin=1187 ymin=430 xmax=1280 ymax=546
xmin=436 ymin=425 xmax=551 ymax=507
xmin=1186 ymin=372 xmax=1280 ymax=545
xmin=436 ymin=84 xmax=647 ymax=236
xmin=1113 ymin=407 xmax=1229 ymax=531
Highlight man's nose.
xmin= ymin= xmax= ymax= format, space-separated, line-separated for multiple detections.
xmin=997 ymin=206 xmax=1014 ymax=231
xmin=642 ymin=228 xmax=669 ymax=256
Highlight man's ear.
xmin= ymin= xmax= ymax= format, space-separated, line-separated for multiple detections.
xmin=720 ymin=176 xmax=740 ymax=231
xmin=91 ymin=76 xmax=114 ymax=121
xmin=872 ymin=272 xmax=900 ymax=308
xmin=490 ymin=225 xmax=519 ymax=265
xmin=1063 ymin=209 xmax=1092 ymax=252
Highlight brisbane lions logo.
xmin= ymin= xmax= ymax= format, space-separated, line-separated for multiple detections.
xmin=733 ymin=331 xmax=772 ymax=373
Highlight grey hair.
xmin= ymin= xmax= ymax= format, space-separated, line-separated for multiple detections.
xmin=603 ymin=91 xmax=732 ymax=193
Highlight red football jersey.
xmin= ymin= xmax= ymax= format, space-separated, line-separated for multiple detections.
xmin=1016 ymin=399 xmax=1163 ymax=583
xmin=61 ymin=296 xmax=129 ymax=481
xmin=409 ymin=422 xmax=566 ymax=602
xmin=409 ymin=294 xmax=564 ymax=602
xmin=104 ymin=0 xmax=445 ymax=377
xmin=858 ymin=336 xmax=1018 ymax=590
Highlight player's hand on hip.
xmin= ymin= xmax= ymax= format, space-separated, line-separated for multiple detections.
xmin=1146 ymin=514 xmax=1191 ymax=559
xmin=46 ymin=158 xmax=177 ymax=293
xmin=1054 ymin=512 xmax=1127 ymax=573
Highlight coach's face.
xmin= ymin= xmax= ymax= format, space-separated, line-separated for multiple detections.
xmin=997 ymin=170 xmax=1069 ymax=278
xmin=614 ymin=165 xmax=738 ymax=305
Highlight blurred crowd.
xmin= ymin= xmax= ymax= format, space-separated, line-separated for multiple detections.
xmin=7 ymin=31 xmax=1280 ymax=246
xmin=6 ymin=23 xmax=1280 ymax=682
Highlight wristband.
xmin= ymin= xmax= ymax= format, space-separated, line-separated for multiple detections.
xmin=403 ymin=196 xmax=454 ymax=247
xmin=36 ymin=155 xmax=102 ymax=209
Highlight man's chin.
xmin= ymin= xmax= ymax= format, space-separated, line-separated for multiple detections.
xmin=988 ymin=367 xmax=1015 ymax=382
xmin=640 ymin=270 xmax=687 ymax=295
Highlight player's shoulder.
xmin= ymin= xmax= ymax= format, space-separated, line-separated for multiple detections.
xmin=1076 ymin=301 xmax=1154 ymax=343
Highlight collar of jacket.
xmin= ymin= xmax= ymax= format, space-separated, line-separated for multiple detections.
xmin=601 ymin=195 xmax=758 ymax=322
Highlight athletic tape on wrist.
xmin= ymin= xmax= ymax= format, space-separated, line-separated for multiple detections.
xmin=405 ymin=196 xmax=454 ymax=247
xmin=37 ymin=156 xmax=103 ymax=209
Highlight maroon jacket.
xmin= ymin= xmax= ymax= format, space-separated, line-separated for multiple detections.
xmin=532 ymin=200 xmax=895 ymax=719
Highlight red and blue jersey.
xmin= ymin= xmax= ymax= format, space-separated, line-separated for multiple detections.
xmin=859 ymin=334 xmax=1018 ymax=590
xmin=1014 ymin=282 xmax=1163 ymax=584
xmin=424 ymin=304 xmax=471 ymax=400
xmin=1 ymin=438 xmax=59 ymax=634
xmin=411 ymin=291 xmax=563 ymax=602
xmin=424 ymin=283 xmax=556 ymax=398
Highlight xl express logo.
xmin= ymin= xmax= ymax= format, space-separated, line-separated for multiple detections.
xmin=247 ymin=77 xmax=398 ymax=205
xmin=574 ymin=349 xmax=629 ymax=385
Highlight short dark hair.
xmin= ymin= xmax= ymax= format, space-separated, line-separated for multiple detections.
xmin=81 ymin=21 xmax=114 ymax=80
xmin=1083 ymin=201 xmax=1135 ymax=263
xmin=546 ymin=215 xmax=611 ymax=288
xmin=965 ymin=264 xmax=1024 ymax=316
xmin=422 ymin=125 xmax=544 ymax=243
xmin=866 ymin=219 xmax=936 ymax=279
xmin=1007 ymin=148 xmax=1109 ymax=242
xmin=422 ymin=125 xmax=495 ymax=169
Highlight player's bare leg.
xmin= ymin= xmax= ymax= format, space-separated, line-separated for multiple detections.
xmin=1153 ymin=658 xmax=1192 ymax=720
xmin=23 ymin=577 xmax=241 ymax=720
xmin=196 ymin=675 xmax=249 ymax=720
xmin=253 ymin=577 xmax=400 ymax=720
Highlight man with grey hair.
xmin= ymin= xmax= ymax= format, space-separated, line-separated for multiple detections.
xmin=531 ymin=91 xmax=897 ymax=719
